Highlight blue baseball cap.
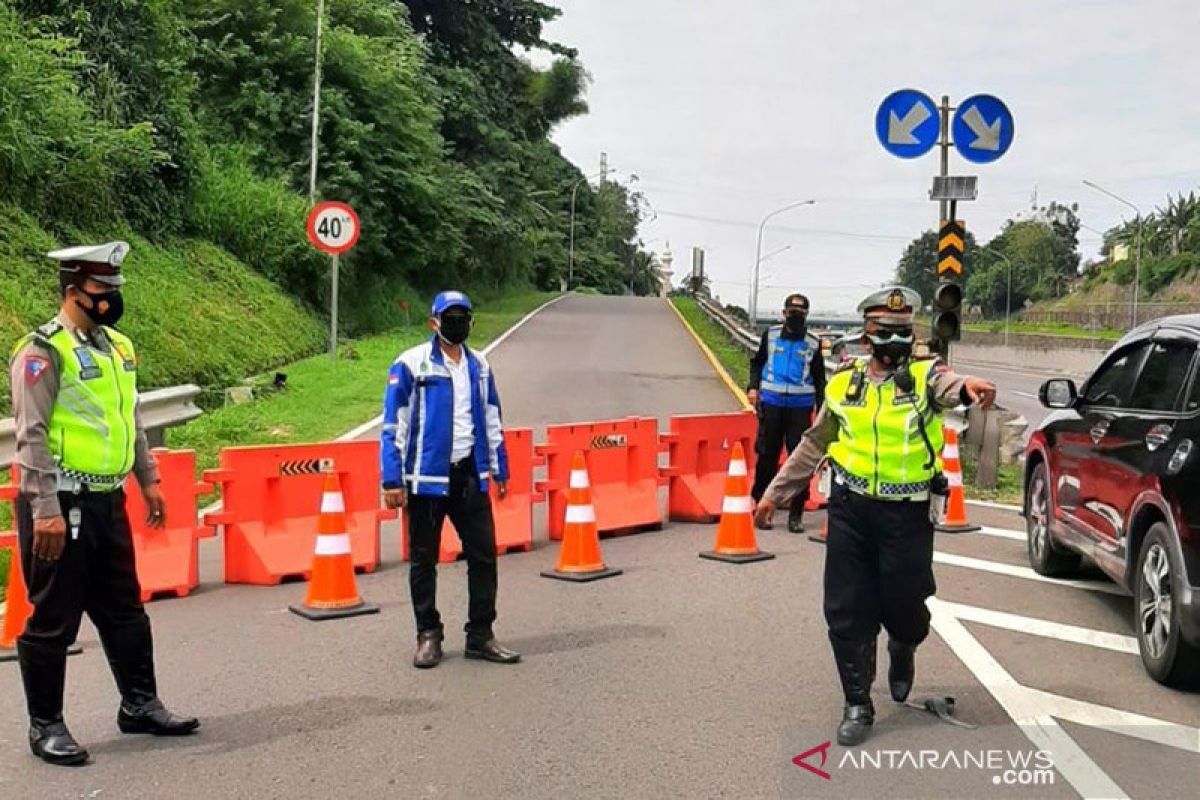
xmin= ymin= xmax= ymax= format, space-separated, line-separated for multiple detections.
xmin=431 ymin=290 xmax=472 ymax=316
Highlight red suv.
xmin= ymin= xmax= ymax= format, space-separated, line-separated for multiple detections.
xmin=1024 ymin=315 xmax=1200 ymax=687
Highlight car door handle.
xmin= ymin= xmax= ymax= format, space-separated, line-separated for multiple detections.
xmin=1090 ymin=421 xmax=1110 ymax=444
xmin=1145 ymin=425 xmax=1173 ymax=451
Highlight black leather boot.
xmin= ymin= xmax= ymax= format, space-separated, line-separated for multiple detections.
xmin=888 ymin=640 xmax=917 ymax=702
xmin=102 ymin=617 xmax=199 ymax=736
xmin=413 ymin=630 xmax=444 ymax=669
xmin=831 ymin=636 xmax=877 ymax=747
xmin=19 ymin=640 xmax=88 ymax=766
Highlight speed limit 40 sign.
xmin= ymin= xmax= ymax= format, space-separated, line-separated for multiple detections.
xmin=307 ymin=201 xmax=360 ymax=255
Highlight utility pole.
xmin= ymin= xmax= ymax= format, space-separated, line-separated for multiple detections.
xmin=599 ymin=152 xmax=608 ymax=187
xmin=307 ymin=0 xmax=325 ymax=205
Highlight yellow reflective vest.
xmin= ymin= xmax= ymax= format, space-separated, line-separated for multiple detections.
xmin=825 ymin=358 xmax=944 ymax=500
xmin=12 ymin=323 xmax=139 ymax=483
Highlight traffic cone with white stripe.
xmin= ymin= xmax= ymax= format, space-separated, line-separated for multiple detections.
xmin=701 ymin=442 xmax=775 ymax=564
xmin=935 ymin=427 xmax=980 ymax=534
xmin=289 ymin=468 xmax=380 ymax=620
xmin=541 ymin=452 xmax=622 ymax=582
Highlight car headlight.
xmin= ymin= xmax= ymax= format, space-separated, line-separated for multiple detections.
xmin=1167 ymin=439 xmax=1194 ymax=475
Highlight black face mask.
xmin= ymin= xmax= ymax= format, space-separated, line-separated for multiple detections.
xmin=75 ymin=288 xmax=124 ymax=327
xmin=784 ymin=314 xmax=807 ymax=334
xmin=437 ymin=314 xmax=471 ymax=345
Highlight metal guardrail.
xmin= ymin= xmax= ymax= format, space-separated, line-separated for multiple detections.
xmin=1 ymin=384 xmax=203 ymax=470
xmin=695 ymin=295 xmax=759 ymax=352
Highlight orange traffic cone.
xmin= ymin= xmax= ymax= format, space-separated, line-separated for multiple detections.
xmin=700 ymin=442 xmax=775 ymax=564
xmin=936 ymin=427 xmax=980 ymax=534
xmin=804 ymin=469 xmax=828 ymax=511
xmin=541 ymin=452 xmax=622 ymax=582
xmin=289 ymin=469 xmax=380 ymax=620
xmin=807 ymin=514 xmax=828 ymax=545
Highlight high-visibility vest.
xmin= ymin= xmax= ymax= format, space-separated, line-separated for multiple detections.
xmin=825 ymin=358 xmax=944 ymax=500
xmin=759 ymin=326 xmax=819 ymax=407
xmin=11 ymin=321 xmax=139 ymax=484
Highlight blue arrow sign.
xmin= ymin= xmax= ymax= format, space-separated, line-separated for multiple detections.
xmin=952 ymin=94 xmax=1014 ymax=164
xmin=875 ymin=89 xmax=939 ymax=159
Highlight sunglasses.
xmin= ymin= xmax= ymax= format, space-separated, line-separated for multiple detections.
xmin=866 ymin=328 xmax=914 ymax=345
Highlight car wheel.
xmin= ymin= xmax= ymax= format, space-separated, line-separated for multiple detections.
xmin=1025 ymin=463 xmax=1079 ymax=577
xmin=1134 ymin=523 xmax=1200 ymax=688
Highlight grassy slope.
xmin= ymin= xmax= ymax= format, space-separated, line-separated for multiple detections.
xmin=0 ymin=203 xmax=327 ymax=415
xmin=671 ymin=297 xmax=750 ymax=389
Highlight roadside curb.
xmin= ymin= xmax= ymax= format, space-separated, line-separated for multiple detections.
xmin=665 ymin=298 xmax=753 ymax=411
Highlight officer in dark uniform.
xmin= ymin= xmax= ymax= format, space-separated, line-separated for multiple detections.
xmin=747 ymin=293 xmax=825 ymax=532
xmin=755 ymin=286 xmax=996 ymax=746
xmin=9 ymin=242 xmax=198 ymax=766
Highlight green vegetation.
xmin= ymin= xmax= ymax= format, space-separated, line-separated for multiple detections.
xmin=167 ymin=291 xmax=554 ymax=475
xmin=0 ymin=544 xmax=8 ymax=597
xmin=671 ymin=297 xmax=750 ymax=390
xmin=0 ymin=1 xmax=656 ymax=405
xmin=962 ymin=320 xmax=1125 ymax=341
xmin=961 ymin=459 xmax=1024 ymax=507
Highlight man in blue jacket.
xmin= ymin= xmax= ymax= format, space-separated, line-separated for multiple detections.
xmin=381 ymin=291 xmax=519 ymax=669
xmin=747 ymin=293 xmax=826 ymax=533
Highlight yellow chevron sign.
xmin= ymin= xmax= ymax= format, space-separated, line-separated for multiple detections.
xmin=938 ymin=219 xmax=965 ymax=276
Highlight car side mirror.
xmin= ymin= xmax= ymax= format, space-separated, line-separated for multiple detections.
xmin=1040 ymin=378 xmax=1078 ymax=409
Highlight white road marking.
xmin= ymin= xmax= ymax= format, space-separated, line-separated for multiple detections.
xmin=966 ymin=498 xmax=1024 ymax=513
xmin=976 ymin=525 xmax=1027 ymax=542
xmin=1013 ymin=390 xmax=1039 ymax=399
xmin=935 ymin=599 xmax=1139 ymax=654
xmin=933 ymin=551 xmax=1126 ymax=595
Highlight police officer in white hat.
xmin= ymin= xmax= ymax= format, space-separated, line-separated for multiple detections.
xmin=8 ymin=242 xmax=198 ymax=766
xmin=755 ymin=286 xmax=996 ymax=746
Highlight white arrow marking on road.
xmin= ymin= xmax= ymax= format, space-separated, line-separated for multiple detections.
xmin=935 ymin=599 xmax=1139 ymax=654
xmin=888 ymin=101 xmax=932 ymax=145
xmin=962 ymin=104 xmax=1002 ymax=151
xmin=933 ymin=551 xmax=1127 ymax=595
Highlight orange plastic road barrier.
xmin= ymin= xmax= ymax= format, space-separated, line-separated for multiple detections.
xmin=404 ymin=429 xmax=541 ymax=564
xmin=290 ymin=469 xmax=379 ymax=620
xmin=936 ymin=427 xmax=980 ymax=534
xmin=537 ymin=417 xmax=664 ymax=540
xmin=204 ymin=441 xmax=397 ymax=585
xmin=700 ymin=442 xmax=775 ymax=564
xmin=662 ymin=411 xmax=757 ymax=523
xmin=125 ymin=449 xmax=215 ymax=602
xmin=541 ymin=452 xmax=621 ymax=582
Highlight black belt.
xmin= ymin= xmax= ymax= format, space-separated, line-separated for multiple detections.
xmin=450 ymin=457 xmax=475 ymax=472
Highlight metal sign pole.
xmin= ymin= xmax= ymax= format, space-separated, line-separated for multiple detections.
xmin=308 ymin=0 xmax=325 ymax=205
xmin=938 ymin=95 xmax=952 ymax=365
xmin=329 ymin=254 xmax=339 ymax=360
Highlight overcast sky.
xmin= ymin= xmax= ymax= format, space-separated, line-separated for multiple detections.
xmin=535 ymin=0 xmax=1200 ymax=314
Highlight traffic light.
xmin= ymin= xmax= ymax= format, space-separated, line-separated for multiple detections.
xmin=934 ymin=219 xmax=965 ymax=342
xmin=932 ymin=280 xmax=963 ymax=341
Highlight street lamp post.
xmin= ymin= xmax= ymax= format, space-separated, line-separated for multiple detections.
xmin=1083 ymin=180 xmax=1143 ymax=328
xmin=750 ymin=200 xmax=815 ymax=326
xmin=981 ymin=246 xmax=1015 ymax=347
xmin=568 ymin=169 xmax=637 ymax=290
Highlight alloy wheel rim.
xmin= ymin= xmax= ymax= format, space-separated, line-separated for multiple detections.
xmin=1139 ymin=543 xmax=1172 ymax=660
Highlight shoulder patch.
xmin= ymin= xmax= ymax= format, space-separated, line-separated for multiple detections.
xmin=36 ymin=319 xmax=63 ymax=339
xmin=24 ymin=354 xmax=50 ymax=385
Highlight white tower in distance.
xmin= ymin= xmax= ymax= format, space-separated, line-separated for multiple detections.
xmin=659 ymin=242 xmax=673 ymax=298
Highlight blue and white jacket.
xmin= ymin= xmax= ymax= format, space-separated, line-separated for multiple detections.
xmin=380 ymin=337 xmax=509 ymax=496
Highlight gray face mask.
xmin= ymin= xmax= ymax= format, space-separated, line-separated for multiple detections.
xmin=866 ymin=330 xmax=914 ymax=368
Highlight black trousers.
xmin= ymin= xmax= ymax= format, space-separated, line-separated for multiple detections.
xmin=823 ymin=482 xmax=936 ymax=646
xmin=405 ymin=462 xmax=498 ymax=645
xmin=16 ymin=489 xmax=158 ymax=721
xmin=751 ymin=402 xmax=813 ymax=510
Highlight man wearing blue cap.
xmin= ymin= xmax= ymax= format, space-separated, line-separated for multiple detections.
xmin=380 ymin=291 xmax=519 ymax=669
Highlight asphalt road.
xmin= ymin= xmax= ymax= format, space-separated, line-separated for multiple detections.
xmin=952 ymin=356 xmax=1098 ymax=435
xmin=2 ymin=296 xmax=1196 ymax=799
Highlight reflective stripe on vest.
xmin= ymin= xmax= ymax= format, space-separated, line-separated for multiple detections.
xmin=14 ymin=325 xmax=139 ymax=479
xmin=825 ymin=359 xmax=944 ymax=500
xmin=760 ymin=327 xmax=817 ymax=396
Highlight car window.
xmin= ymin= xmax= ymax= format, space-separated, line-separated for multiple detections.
xmin=1082 ymin=343 xmax=1148 ymax=408
xmin=1128 ymin=341 xmax=1195 ymax=411
xmin=1185 ymin=355 xmax=1200 ymax=412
